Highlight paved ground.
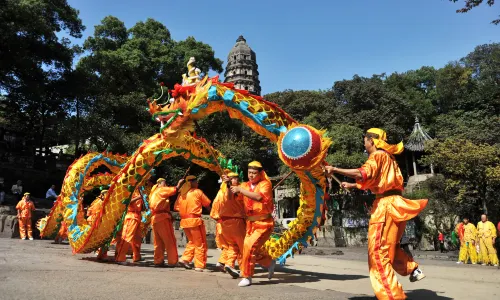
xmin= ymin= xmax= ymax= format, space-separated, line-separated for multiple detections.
xmin=0 ymin=238 xmax=499 ymax=300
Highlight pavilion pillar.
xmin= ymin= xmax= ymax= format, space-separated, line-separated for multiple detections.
xmin=412 ymin=152 xmax=418 ymax=176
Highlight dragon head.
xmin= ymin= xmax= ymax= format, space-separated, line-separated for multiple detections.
xmin=147 ymin=58 xmax=213 ymax=144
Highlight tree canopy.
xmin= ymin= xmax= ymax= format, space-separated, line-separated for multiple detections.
xmin=449 ymin=0 xmax=499 ymax=24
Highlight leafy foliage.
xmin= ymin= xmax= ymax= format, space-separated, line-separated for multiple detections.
xmin=449 ymin=0 xmax=499 ymax=25
xmin=0 ymin=0 xmax=84 ymax=152
xmin=421 ymin=139 xmax=500 ymax=217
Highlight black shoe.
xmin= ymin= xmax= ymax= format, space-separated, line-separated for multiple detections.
xmin=224 ymin=266 xmax=240 ymax=279
xmin=178 ymin=260 xmax=192 ymax=269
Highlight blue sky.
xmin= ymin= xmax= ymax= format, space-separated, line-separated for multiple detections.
xmin=68 ymin=0 xmax=499 ymax=94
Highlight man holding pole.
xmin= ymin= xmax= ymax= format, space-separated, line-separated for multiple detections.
xmin=216 ymin=172 xmax=246 ymax=278
xmin=115 ymin=191 xmax=145 ymax=264
xmin=325 ymin=128 xmax=427 ymax=300
xmin=230 ymin=161 xmax=276 ymax=287
xmin=175 ymin=175 xmax=211 ymax=271
xmin=149 ymin=178 xmax=184 ymax=267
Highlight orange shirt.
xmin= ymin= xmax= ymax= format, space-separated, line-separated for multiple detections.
xmin=16 ymin=199 xmax=35 ymax=218
xmin=358 ymin=150 xmax=427 ymax=224
xmin=149 ymin=186 xmax=177 ymax=223
xmin=210 ymin=191 xmax=222 ymax=220
xmin=86 ymin=199 xmax=103 ymax=223
xmin=210 ymin=187 xmax=245 ymax=220
xmin=174 ymin=188 xmax=211 ymax=228
xmin=240 ymin=180 xmax=273 ymax=217
xmin=356 ymin=150 xmax=404 ymax=195
xmin=125 ymin=194 xmax=143 ymax=222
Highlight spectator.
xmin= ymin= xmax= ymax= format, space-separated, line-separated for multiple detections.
xmin=0 ymin=184 xmax=5 ymax=205
xmin=46 ymin=185 xmax=58 ymax=201
xmin=16 ymin=193 xmax=36 ymax=240
xmin=438 ymin=231 xmax=447 ymax=253
xmin=11 ymin=180 xmax=23 ymax=200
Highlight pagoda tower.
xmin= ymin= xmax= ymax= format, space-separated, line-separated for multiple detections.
xmin=224 ymin=35 xmax=261 ymax=95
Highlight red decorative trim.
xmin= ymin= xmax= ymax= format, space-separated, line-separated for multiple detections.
xmin=170 ymin=84 xmax=195 ymax=98
xmin=374 ymin=223 xmax=395 ymax=300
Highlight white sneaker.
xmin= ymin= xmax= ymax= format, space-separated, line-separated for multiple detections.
xmin=493 ymin=264 xmax=499 ymax=267
xmin=238 ymin=278 xmax=252 ymax=287
xmin=268 ymin=260 xmax=276 ymax=279
xmin=29 ymin=238 xmax=33 ymax=241
xmin=410 ymin=268 xmax=425 ymax=282
xmin=456 ymin=261 xmax=463 ymax=264
xmin=194 ymin=268 xmax=204 ymax=272
xmin=472 ymin=263 xmax=477 ymax=265
xmin=22 ymin=237 xmax=26 ymax=240
xmin=481 ymin=263 xmax=487 ymax=266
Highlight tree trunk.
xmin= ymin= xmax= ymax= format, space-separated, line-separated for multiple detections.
xmin=75 ymin=97 xmax=80 ymax=158
xmin=39 ymin=113 xmax=46 ymax=153
xmin=482 ymin=198 xmax=488 ymax=216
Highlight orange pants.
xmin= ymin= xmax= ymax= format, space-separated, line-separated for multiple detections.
xmin=219 ymin=218 xmax=246 ymax=268
xmin=152 ymin=219 xmax=178 ymax=265
xmin=18 ymin=217 xmax=32 ymax=239
xmin=181 ymin=225 xmax=207 ymax=269
xmin=215 ymin=222 xmax=228 ymax=263
xmin=97 ymin=247 xmax=108 ymax=259
xmin=55 ymin=222 xmax=68 ymax=243
xmin=369 ymin=218 xmax=420 ymax=300
xmin=115 ymin=218 xmax=142 ymax=262
xmin=240 ymin=219 xmax=273 ymax=278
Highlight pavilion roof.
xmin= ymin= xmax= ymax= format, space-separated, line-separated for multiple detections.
xmin=405 ymin=117 xmax=433 ymax=152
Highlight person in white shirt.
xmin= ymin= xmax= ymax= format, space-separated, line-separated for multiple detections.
xmin=46 ymin=185 xmax=58 ymax=201
xmin=11 ymin=180 xmax=22 ymax=201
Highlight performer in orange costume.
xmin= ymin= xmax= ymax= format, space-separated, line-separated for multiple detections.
xmin=326 ymin=128 xmax=427 ymax=300
xmin=16 ymin=192 xmax=36 ymax=240
xmin=210 ymin=183 xmax=228 ymax=271
xmin=216 ymin=172 xmax=247 ymax=278
xmin=149 ymin=178 xmax=184 ymax=267
xmin=230 ymin=161 xmax=276 ymax=287
xmin=86 ymin=190 xmax=106 ymax=224
xmin=175 ymin=175 xmax=211 ymax=271
xmin=115 ymin=191 xmax=145 ymax=264
xmin=87 ymin=190 xmax=109 ymax=260
xmin=55 ymin=220 xmax=68 ymax=244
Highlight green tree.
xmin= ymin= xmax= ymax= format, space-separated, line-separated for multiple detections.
xmin=74 ymin=16 xmax=223 ymax=154
xmin=422 ymin=139 xmax=500 ymax=216
xmin=326 ymin=124 xmax=366 ymax=169
xmin=0 ymin=0 xmax=84 ymax=153
xmin=449 ymin=0 xmax=499 ymax=25
xmin=265 ymin=90 xmax=335 ymax=129
xmin=0 ymin=0 xmax=84 ymax=90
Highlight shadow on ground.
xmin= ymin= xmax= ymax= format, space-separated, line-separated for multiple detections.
xmin=252 ymin=266 xmax=368 ymax=285
xmin=349 ymin=289 xmax=453 ymax=300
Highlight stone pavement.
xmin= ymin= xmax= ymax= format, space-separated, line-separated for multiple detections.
xmin=1 ymin=238 xmax=499 ymax=300
xmin=301 ymin=246 xmax=459 ymax=261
